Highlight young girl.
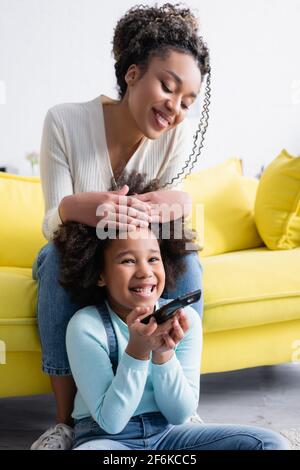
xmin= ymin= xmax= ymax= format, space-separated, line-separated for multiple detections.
xmin=50 ymin=174 xmax=288 ymax=451
xmin=31 ymin=3 xmax=209 ymax=449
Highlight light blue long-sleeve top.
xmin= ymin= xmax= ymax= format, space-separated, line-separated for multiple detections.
xmin=66 ymin=299 xmax=203 ymax=435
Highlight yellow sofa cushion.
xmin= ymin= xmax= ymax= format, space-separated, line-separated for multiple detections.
xmin=0 ymin=266 xmax=41 ymax=352
xmin=202 ymin=246 xmax=300 ymax=333
xmin=255 ymin=149 xmax=300 ymax=250
xmin=0 ymin=173 xmax=46 ymax=267
xmin=184 ymin=158 xmax=263 ymax=256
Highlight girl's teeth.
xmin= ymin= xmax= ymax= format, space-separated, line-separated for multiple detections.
xmin=132 ymin=288 xmax=151 ymax=293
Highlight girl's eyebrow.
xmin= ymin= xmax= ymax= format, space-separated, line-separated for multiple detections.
xmin=115 ymin=248 xmax=160 ymax=259
xmin=163 ymin=69 xmax=198 ymax=98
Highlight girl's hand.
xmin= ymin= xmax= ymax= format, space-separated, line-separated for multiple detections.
xmin=131 ymin=190 xmax=191 ymax=223
xmin=59 ymin=185 xmax=152 ymax=230
xmin=125 ymin=306 xmax=179 ymax=360
xmin=152 ymin=309 xmax=190 ymax=356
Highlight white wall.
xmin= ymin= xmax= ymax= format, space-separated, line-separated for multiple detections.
xmin=0 ymin=0 xmax=299 ymax=176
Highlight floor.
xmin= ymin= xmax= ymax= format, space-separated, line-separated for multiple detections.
xmin=1 ymin=363 xmax=300 ymax=450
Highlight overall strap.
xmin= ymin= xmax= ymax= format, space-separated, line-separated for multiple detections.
xmin=96 ymin=303 xmax=119 ymax=375
xmin=95 ymin=298 xmax=172 ymax=375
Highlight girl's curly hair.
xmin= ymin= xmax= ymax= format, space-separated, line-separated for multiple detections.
xmin=112 ymin=3 xmax=211 ymax=189
xmin=52 ymin=170 xmax=200 ymax=309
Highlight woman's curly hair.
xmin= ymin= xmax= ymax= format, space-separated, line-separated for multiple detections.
xmin=52 ymin=171 xmax=200 ymax=309
xmin=112 ymin=2 xmax=210 ymax=99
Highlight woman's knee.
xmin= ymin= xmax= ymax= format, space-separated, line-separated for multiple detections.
xmin=35 ymin=241 xmax=61 ymax=281
xmin=183 ymin=252 xmax=204 ymax=317
xmin=162 ymin=251 xmax=204 ymax=317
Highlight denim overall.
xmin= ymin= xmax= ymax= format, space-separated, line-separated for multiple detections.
xmin=72 ymin=300 xmax=289 ymax=451
xmin=73 ymin=298 xmax=173 ymax=449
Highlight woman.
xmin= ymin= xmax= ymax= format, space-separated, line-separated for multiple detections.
xmin=31 ymin=3 xmax=210 ymax=450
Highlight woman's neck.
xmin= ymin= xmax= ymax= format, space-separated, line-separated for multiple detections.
xmin=103 ymin=96 xmax=144 ymax=154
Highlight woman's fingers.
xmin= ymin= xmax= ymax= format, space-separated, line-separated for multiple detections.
xmin=117 ymin=201 xmax=152 ymax=223
xmin=97 ymin=219 xmax=137 ymax=232
xmin=114 ymin=212 xmax=149 ymax=227
xmin=126 ymin=196 xmax=152 ymax=214
xmin=109 ymin=193 xmax=152 ymax=217
xmin=130 ymin=193 xmax=152 ymax=203
xmin=99 ymin=206 xmax=150 ymax=230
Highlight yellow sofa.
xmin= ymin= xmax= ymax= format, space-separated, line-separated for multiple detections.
xmin=1 ymin=165 xmax=300 ymax=398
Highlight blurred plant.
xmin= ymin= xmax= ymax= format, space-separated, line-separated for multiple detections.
xmin=25 ymin=151 xmax=39 ymax=175
xmin=255 ymin=165 xmax=265 ymax=180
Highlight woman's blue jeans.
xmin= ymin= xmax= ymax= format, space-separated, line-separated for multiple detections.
xmin=73 ymin=412 xmax=289 ymax=450
xmin=32 ymin=241 xmax=204 ymax=376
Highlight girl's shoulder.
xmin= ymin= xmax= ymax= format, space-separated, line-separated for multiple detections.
xmin=66 ymin=305 xmax=109 ymax=346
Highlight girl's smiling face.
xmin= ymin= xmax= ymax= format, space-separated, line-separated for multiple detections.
xmin=97 ymin=228 xmax=165 ymax=320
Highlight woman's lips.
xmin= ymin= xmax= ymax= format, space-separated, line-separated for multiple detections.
xmin=152 ymin=108 xmax=169 ymax=130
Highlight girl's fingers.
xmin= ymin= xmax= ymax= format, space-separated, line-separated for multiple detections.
xmin=177 ymin=310 xmax=190 ymax=333
xmin=163 ymin=334 xmax=176 ymax=350
xmin=170 ymin=318 xmax=185 ymax=343
xmin=143 ymin=316 xmax=158 ymax=336
xmin=153 ymin=315 xmax=178 ymax=336
xmin=127 ymin=306 xmax=153 ymax=326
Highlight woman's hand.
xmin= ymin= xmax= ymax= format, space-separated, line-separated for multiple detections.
xmin=59 ymin=185 xmax=152 ymax=231
xmin=131 ymin=190 xmax=192 ymax=223
xmin=152 ymin=309 xmax=190 ymax=360
xmin=125 ymin=306 xmax=179 ymax=361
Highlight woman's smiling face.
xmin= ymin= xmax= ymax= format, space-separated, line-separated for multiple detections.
xmin=125 ymin=50 xmax=202 ymax=139
xmin=97 ymin=228 xmax=165 ymax=319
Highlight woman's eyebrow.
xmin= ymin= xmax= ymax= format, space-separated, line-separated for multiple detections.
xmin=164 ymin=69 xmax=197 ymax=98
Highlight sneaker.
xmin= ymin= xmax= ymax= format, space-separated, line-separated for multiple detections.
xmin=30 ymin=423 xmax=74 ymax=450
xmin=279 ymin=427 xmax=300 ymax=450
xmin=189 ymin=414 xmax=204 ymax=424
